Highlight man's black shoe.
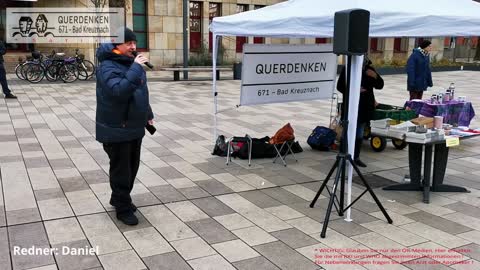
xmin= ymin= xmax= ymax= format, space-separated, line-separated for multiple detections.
xmin=109 ymin=200 xmax=136 ymax=212
xmin=116 ymin=211 xmax=138 ymax=226
xmin=354 ymin=159 xmax=367 ymax=168
xmin=131 ymin=203 xmax=137 ymax=212
xmin=5 ymin=93 xmax=17 ymax=99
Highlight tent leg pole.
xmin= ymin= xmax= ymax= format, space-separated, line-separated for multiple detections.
xmin=212 ymin=34 xmax=219 ymax=142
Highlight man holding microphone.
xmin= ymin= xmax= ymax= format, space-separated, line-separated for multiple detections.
xmin=95 ymin=27 xmax=153 ymax=225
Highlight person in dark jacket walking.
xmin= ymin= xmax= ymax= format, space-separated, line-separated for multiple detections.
xmin=96 ymin=28 xmax=153 ymax=225
xmin=406 ymin=40 xmax=433 ymax=100
xmin=337 ymin=57 xmax=384 ymax=168
xmin=0 ymin=39 xmax=17 ymax=99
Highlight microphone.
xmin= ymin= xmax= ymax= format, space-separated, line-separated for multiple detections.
xmin=132 ymin=51 xmax=153 ymax=69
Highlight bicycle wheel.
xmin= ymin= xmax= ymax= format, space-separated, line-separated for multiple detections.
xmin=24 ymin=63 xmax=45 ymax=83
xmin=46 ymin=64 xmax=59 ymax=81
xmin=21 ymin=63 xmax=31 ymax=81
xmin=15 ymin=63 xmax=26 ymax=80
xmin=77 ymin=60 xmax=95 ymax=80
xmin=59 ymin=63 xmax=79 ymax=83
xmin=77 ymin=64 xmax=89 ymax=80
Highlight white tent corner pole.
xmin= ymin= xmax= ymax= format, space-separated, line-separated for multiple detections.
xmin=212 ymin=34 xmax=219 ymax=142
xmin=345 ymin=54 xmax=364 ymax=222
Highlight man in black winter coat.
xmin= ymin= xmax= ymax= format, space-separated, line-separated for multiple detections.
xmin=337 ymin=58 xmax=384 ymax=167
xmin=96 ymin=28 xmax=153 ymax=225
xmin=0 ymin=39 xmax=17 ymax=99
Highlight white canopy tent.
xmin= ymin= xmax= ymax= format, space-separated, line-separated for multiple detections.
xmin=211 ymin=0 xmax=480 ymax=37
xmin=209 ymin=0 xmax=480 ymax=222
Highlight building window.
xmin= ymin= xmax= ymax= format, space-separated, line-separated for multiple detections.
xmin=394 ymin=38 xmax=408 ymax=52
xmin=370 ymin=38 xmax=384 ymax=52
xmin=209 ymin=3 xmax=221 ymax=52
xmin=472 ymin=37 xmax=478 ymax=48
xmin=444 ymin=37 xmax=452 ymax=48
xmin=253 ymin=5 xmax=265 ymax=44
xmin=315 ymin=38 xmax=328 ymax=44
xmin=189 ymin=1 xmax=202 ymax=52
xmin=132 ymin=0 xmax=148 ymax=51
xmin=236 ymin=4 xmax=248 ymax=53
xmin=456 ymin=37 xmax=466 ymax=46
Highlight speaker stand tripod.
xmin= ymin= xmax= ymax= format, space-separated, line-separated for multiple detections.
xmin=309 ymin=55 xmax=392 ymax=238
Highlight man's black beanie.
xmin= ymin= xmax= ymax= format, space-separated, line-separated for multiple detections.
xmin=419 ymin=40 xmax=432 ymax=49
xmin=114 ymin=27 xmax=137 ymax=45
xmin=124 ymin=27 xmax=137 ymax=43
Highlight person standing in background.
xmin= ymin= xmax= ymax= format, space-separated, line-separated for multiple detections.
xmin=0 ymin=39 xmax=17 ymax=99
xmin=406 ymin=40 xmax=433 ymax=100
xmin=95 ymin=28 xmax=153 ymax=225
xmin=337 ymin=57 xmax=384 ymax=168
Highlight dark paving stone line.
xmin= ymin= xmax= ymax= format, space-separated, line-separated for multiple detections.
xmin=6 ymin=208 xmax=42 ymax=226
xmin=233 ymin=256 xmax=281 ymax=270
xmin=261 ymin=188 xmax=307 ymax=205
xmin=57 ymin=177 xmax=90 ymax=193
xmin=454 ymin=243 xmax=480 ymax=262
xmin=177 ymin=187 xmax=211 ymax=200
xmin=288 ymin=201 xmax=343 ymax=223
xmin=196 ymin=180 xmax=234 ymax=196
xmin=81 ymin=170 xmax=109 ymax=185
xmin=270 ymin=228 xmax=319 ymax=249
xmin=405 ymin=211 xmax=473 ymax=235
xmin=186 ymin=218 xmax=238 ymax=245
xmin=48 ymin=158 xmax=76 ymax=170
xmin=261 ymin=175 xmax=296 ymax=186
xmin=0 ymin=208 xmax=6 ymax=228
xmin=444 ymin=202 xmax=480 ymax=219
xmin=152 ymin=167 xmax=186 ymax=180
xmin=34 ymin=188 xmax=65 ymax=201
xmin=253 ymin=241 xmax=321 ymax=270
xmin=8 ymin=222 xmax=55 ymax=269
xmin=190 ymin=197 xmax=236 ymax=217
xmin=0 ymin=135 xmax=18 ymax=142
xmin=160 ymin=155 xmax=186 ymax=163
xmin=193 ymin=162 xmax=227 ymax=175
xmin=239 ymin=190 xmax=283 ymax=209
xmin=19 ymin=143 xmax=43 ymax=152
xmin=143 ymin=252 xmax=193 ymax=270
xmin=148 ymin=185 xmax=187 ymax=203
xmin=327 ymin=219 xmax=372 ymax=237
xmin=131 ymin=192 xmax=162 ymax=208
xmin=24 ymin=157 xmax=50 ymax=169
xmin=0 ymin=228 xmax=11 ymax=270
xmin=0 ymin=156 xmax=24 ymax=163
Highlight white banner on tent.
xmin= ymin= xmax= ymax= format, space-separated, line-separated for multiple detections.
xmin=240 ymin=44 xmax=337 ymax=106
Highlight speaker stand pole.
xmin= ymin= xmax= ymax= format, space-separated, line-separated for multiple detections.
xmin=310 ymin=55 xmax=393 ymax=238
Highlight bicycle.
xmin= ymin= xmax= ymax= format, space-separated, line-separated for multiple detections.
xmin=21 ymin=51 xmax=46 ymax=83
xmin=45 ymin=55 xmax=79 ymax=83
xmin=74 ymin=49 xmax=95 ymax=80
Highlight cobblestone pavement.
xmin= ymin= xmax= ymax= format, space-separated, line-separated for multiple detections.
xmin=1 ymin=71 xmax=479 ymax=270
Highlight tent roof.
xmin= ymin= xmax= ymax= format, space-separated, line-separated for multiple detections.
xmin=210 ymin=0 xmax=480 ymax=38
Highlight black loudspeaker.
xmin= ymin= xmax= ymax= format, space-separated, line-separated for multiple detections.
xmin=333 ymin=9 xmax=370 ymax=55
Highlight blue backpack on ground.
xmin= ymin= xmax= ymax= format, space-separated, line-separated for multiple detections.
xmin=307 ymin=126 xmax=337 ymax=151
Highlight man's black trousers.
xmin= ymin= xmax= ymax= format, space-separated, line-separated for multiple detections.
xmin=103 ymin=138 xmax=142 ymax=213
xmin=0 ymin=63 xmax=12 ymax=95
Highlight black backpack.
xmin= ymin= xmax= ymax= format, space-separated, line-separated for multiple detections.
xmin=212 ymin=135 xmax=228 ymax=156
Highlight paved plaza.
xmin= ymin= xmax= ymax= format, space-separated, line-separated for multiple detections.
xmin=0 ymin=70 xmax=480 ymax=270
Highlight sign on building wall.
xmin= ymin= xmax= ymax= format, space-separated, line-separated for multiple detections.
xmin=240 ymin=44 xmax=337 ymax=106
xmin=6 ymin=8 xmax=124 ymax=44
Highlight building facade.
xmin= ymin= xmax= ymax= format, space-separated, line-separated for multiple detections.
xmin=0 ymin=0 xmax=478 ymax=71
